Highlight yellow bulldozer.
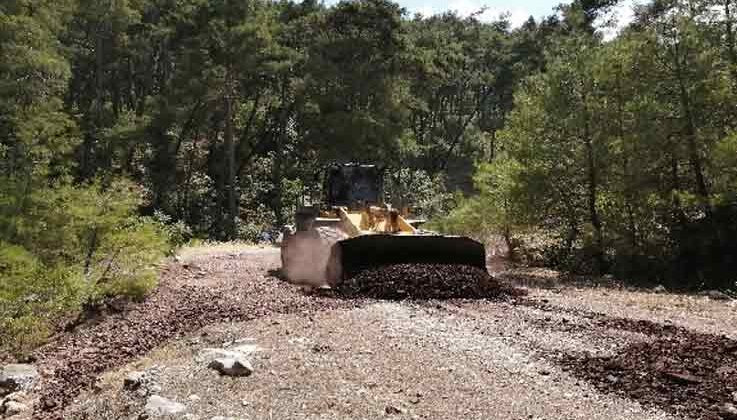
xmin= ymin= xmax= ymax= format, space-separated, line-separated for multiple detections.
xmin=280 ymin=163 xmax=486 ymax=287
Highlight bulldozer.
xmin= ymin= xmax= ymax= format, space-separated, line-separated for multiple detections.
xmin=280 ymin=163 xmax=487 ymax=287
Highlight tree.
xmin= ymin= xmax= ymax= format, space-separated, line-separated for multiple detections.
xmin=404 ymin=13 xmax=516 ymax=176
xmin=300 ymin=0 xmax=408 ymax=163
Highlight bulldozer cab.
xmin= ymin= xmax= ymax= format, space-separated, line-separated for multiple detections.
xmin=325 ymin=164 xmax=382 ymax=209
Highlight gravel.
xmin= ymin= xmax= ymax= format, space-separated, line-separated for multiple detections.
xmin=28 ymin=248 xmax=358 ymax=420
xmin=16 ymin=246 xmax=737 ymax=420
xmin=64 ymin=301 xmax=675 ymax=420
xmin=557 ymin=322 xmax=737 ymax=420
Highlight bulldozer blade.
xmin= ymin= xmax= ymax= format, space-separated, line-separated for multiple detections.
xmin=334 ymin=234 xmax=487 ymax=279
xmin=280 ymin=226 xmax=349 ymax=287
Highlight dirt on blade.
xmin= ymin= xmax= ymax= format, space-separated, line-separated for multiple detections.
xmin=28 ymin=248 xmax=359 ymax=420
xmin=336 ymin=263 xmax=522 ymax=300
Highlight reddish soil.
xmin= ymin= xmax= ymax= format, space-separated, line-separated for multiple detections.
xmin=336 ymin=263 xmax=520 ymax=300
xmin=28 ymin=249 xmax=359 ymax=420
xmin=520 ymin=299 xmax=737 ymax=420
xmin=559 ymin=319 xmax=737 ymax=419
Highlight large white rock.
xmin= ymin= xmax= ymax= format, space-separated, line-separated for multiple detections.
xmin=718 ymin=403 xmax=737 ymax=420
xmin=197 ymin=344 xmax=260 ymax=363
xmin=0 ymin=365 xmax=38 ymax=392
xmin=230 ymin=344 xmax=260 ymax=355
xmin=144 ymin=395 xmax=186 ymax=417
xmin=196 ymin=348 xmax=242 ymax=363
xmin=124 ymin=371 xmax=146 ymax=390
xmin=2 ymin=400 xmax=30 ymax=417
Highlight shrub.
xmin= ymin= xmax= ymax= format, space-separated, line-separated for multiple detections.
xmin=0 ymin=177 xmax=174 ymax=357
xmin=384 ymin=168 xmax=453 ymax=219
xmin=152 ymin=210 xmax=194 ymax=253
xmin=0 ymin=243 xmax=85 ymax=357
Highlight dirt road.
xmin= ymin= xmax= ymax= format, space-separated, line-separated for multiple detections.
xmin=19 ymin=246 xmax=737 ymax=420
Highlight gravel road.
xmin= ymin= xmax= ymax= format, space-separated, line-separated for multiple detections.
xmin=15 ymin=246 xmax=736 ymax=420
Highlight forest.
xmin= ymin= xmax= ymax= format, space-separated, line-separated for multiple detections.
xmin=1 ymin=0 xmax=736 ymax=355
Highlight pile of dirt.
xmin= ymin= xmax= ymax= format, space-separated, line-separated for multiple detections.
xmin=557 ymin=319 xmax=737 ymax=420
xmin=336 ymin=263 xmax=519 ymax=300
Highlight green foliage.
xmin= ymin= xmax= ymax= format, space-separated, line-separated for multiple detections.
xmin=440 ymin=0 xmax=737 ymax=288
xmin=0 ymin=178 xmax=174 ymax=356
xmin=152 ymin=210 xmax=194 ymax=251
xmin=0 ymin=5 xmax=78 ymax=178
xmin=0 ymin=243 xmax=85 ymax=357
xmin=301 ymin=0 xmax=409 ymax=162
xmin=384 ymin=168 xmax=452 ymax=218
xmin=430 ymin=157 xmax=534 ymax=258
xmin=712 ymin=132 xmax=737 ymax=202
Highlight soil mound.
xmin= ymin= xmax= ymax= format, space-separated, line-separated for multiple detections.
xmin=337 ymin=263 xmax=520 ymax=300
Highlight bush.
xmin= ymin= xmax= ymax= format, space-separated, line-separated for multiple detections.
xmin=384 ymin=168 xmax=453 ymax=219
xmin=0 ymin=177 xmax=174 ymax=357
xmin=152 ymin=210 xmax=193 ymax=252
xmin=429 ymin=159 xmax=532 ymax=259
xmin=0 ymin=243 xmax=85 ymax=357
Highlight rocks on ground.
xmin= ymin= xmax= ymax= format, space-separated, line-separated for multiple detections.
xmin=142 ymin=395 xmax=186 ymax=418
xmin=1 ymin=391 xmax=33 ymax=418
xmin=698 ymin=290 xmax=732 ymax=301
xmin=0 ymin=365 xmax=38 ymax=394
xmin=123 ymin=367 xmax=163 ymax=398
xmin=385 ymin=404 xmax=403 ymax=415
xmin=1 ymin=401 xmax=29 ymax=418
xmin=558 ymin=317 xmax=737 ymax=420
xmin=29 ymin=250 xmax=353 ymax=420
xmin=718 ymin=403 xmax=737 ymax=420
xmin=207 ymin=358 xmax=253 ymax=377
xmin=652 ymin=285 xmax=667 ymax=293
xmin=124 ymin=371 xmax=146 ymax=391
xmin=199 ymin=343 xmax=257 ymax=377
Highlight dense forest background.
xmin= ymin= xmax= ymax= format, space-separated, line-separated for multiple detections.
xmin=2 ymin=0 xmax=736 ymax=355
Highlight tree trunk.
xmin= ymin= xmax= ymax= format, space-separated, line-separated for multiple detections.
xmin=559 ymin=222 xmax=579 ymax=267
xmin=584 ymin=129 xmax=604 ymax=274
xmin=224 ymin=82 xmax=237 ymax=239
xmin=83 ymin=228 xmax=99 ymax=278
xmin=725 ymin=0 xmax=737 ymax=89
xmin=672 ymin=41 xmax=711 ymax=214
xmin=670 ymin=150 xmax=688 ymax=228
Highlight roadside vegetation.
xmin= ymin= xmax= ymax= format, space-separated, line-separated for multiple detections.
xmin=0 ymin=179 xmax=180 ymax=357
xmin=1 ymin=0 xmax=735 ymax=357
xmin=432 ymin=11 xmax=737 ymax=289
